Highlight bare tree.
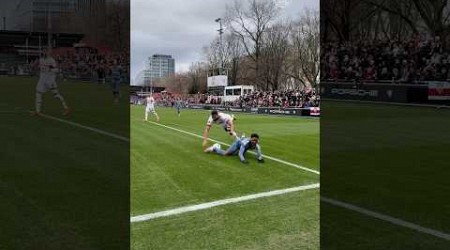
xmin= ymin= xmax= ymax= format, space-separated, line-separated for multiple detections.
xmin=187 ymin=62 xmax=207 ymax=94
xmin=202 ymin=40 xmax=221 ymax=75
xmin=223 ymin=33 xmax=244 ymax=85
xmin=225 ymin=0 xmax=279 ymax=88
xmin=289 ymin=10 xmax=320 ymax=90
xmin=321 ymin=0 xmax=364 ymax=42
xmin=411 ymin=0 xmax=450 ymax=42
xmin=203 ymin=32 xmax=244 ymax=86
xmin=161 ymin=73 xmax=190 ymax=94
xmin=346 ymin=0 xmax=450 ymax=43
xmin=260 ymin=21 xmax=291 ymax=90
xmin=363 ymin=0 xmax=419 ymax=38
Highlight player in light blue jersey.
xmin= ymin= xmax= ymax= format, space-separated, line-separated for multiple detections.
xmin=175 ymin=98 xmax=182 ymax=117
xmin=110 ymin=60 xmax=122 ymax=103
xmin=204 ymin=133 xmax=264 ymax=165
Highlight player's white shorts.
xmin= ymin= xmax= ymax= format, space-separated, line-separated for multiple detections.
xmin=36 ymin=79 xmax=57 ymax=93
xmin=222 ymin=121 xmax=233 ymax=133
xmin=146 ymin=106 xmax=156 ymax=114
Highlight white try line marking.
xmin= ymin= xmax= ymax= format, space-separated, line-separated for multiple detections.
xmin=0 ymin=111 xmax=23 ymax=114
xmin=0 ymin=106 xmax=28 ymax=114
xmin=147 ymin=121 xmax=320 ymax=175
xmin=40 ymin=114 xmax=130 ymax=142
xmin=321 ymin=197 xmax=450 ymax=241
xmin=131 ymin=183 xmax=319 ymax=223
xmin=1 ymin=102 xmax=129 ymax=142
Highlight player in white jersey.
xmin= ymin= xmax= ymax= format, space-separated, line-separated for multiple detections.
xmin=202 ymin=110 xmax=236 ymax=149
xmin=31 ymin=48 xmax=69 ymax=116
xmin=144 ymin=94 xmax=160 ymax=122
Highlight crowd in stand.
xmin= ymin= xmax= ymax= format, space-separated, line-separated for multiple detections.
xmin=16 ymin=46 xmax=130 ymax=83
xmin=176 ymin=89 xmax=320 ymax=108
xmin=131 ymin=89 xmax=320 ymax=108
xmin=322 ymin=35 xmax=450 ymax=83
xmin=232 ymin=89 xmax=319 ymax=108
xmin=54 ymin=47 xmax=129 ymax=82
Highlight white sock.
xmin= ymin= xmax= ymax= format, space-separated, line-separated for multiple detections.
xmin=35 ymin=92 xmax=43 ymax=112
xmin=52 ymin=90 xmax=68 ymax=109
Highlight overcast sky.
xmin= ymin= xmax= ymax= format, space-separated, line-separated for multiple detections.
xmin=131 ymin=0 xmax=318 ymax=84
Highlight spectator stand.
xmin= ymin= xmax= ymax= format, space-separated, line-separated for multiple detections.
xmin=322 ymin=35 xmax=450 ymax=84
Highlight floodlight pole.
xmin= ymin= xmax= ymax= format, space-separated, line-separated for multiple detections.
xmin=150 ymin=61 xmax=153 ymax=93
xmin=47 ymin=2 xmax=52 ymax=48
xmin=215 ymin=18 xmax=224 ymax=75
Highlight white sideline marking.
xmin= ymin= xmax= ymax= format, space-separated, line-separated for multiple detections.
xmin=0 ymin=106 xmax=26 ymax=114
xmin=321 ymin=197 xmax=450 ymax=241
xmin=148 ymin=121 xmax=320 ymax=175
xmin=0 ymin=111 xmax=22 ymax=114
xmin=1 ymin=102 xmax=129 ymax=142
xmin=41 ymin=114 xmax=129 ymax=142
xmin=131 ymin=183 xmax=319 ymax=223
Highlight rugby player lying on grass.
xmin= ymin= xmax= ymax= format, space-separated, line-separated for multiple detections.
xmin=204 ymin=133 xmax=264 ymax=165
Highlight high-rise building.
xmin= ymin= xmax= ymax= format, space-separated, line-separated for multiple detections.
xmin=145 ymin=54 xmax=175 ymax=86
xmin=76 ymin=0 xmax=105 ymax=13
xmin=12 ymin=0 xmax=76 ymax=32
xmin=11 ymin=0 xmax=105 ymax=33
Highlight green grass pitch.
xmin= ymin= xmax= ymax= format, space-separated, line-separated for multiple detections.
xmin=321 ymin=100 xmax=450 ymax=249
xmin=0 ymin=76 xmax=129 ymax=250
xmin=131 ymin=105 xmax=320 ymax=250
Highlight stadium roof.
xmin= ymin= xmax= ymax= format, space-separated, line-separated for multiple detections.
xmin=0 ymin=30 xmax=84 ymax=47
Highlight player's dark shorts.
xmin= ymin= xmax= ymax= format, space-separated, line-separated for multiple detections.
xmin=111 ymin=80 xmax=120 ymax=91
